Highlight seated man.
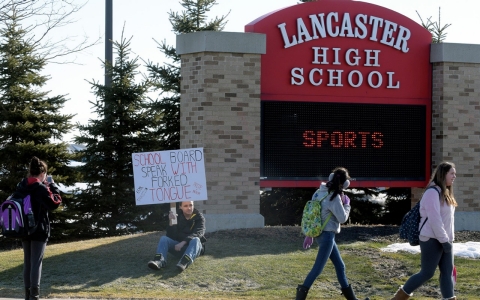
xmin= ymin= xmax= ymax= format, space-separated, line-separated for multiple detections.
xmin=148 ymin=201 xmax=206 ymax=272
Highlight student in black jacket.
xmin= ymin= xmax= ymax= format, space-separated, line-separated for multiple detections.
xmin=13 ymin=157 xmax=62 ymax=300
xmin=148 ymin=201 xmax=206 ymax=272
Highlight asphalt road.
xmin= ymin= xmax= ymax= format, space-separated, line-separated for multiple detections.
xmin=0 ymin=298 xmax=99 ymax=300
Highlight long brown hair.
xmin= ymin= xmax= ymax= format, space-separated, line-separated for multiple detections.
xmin=29 ymin=156 xmax=48 ymax=177
xmin=428 ymin=162 xmax=457 ymax=206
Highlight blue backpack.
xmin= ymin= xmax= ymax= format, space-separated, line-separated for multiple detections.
xmin=399 ymin=186 xmax=440 ymax=246
xmin=1 ymin=194 xmax=37 ymax=239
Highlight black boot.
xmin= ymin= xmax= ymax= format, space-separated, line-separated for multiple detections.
xmin=24 ymin=287 xmax=30 ymax=300
xmin=29 ymin=286 xmax=39 ymax=300
xmin=148 ymin=253 xmax=166 ymax=270
xmin=295 ymin=285 xmax=309 ymax=300
xmin=341 ymin=284 xmax=370 ymax=300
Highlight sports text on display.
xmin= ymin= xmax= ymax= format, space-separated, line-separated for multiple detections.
xmin=302 ymin=130 xmax=384 ymax=148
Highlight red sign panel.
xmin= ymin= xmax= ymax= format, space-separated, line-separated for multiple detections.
xmin=246 ymin=0 xmax=432 ymax=188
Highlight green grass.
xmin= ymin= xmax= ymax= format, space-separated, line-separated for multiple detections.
xmin=1 ymin=227 xmax=479 ymax=299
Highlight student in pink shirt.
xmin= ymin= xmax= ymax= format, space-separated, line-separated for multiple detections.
xmin=391 ymin=162 xmax=457 ymax=300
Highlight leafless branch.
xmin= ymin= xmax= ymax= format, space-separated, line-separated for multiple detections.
xmin=0 ymin=0 xmax=101 ymax=64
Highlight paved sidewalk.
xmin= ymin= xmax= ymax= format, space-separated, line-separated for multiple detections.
xmin=0 ymin=298 xmax=99 ymax=300
xmin=1 ymin=296 xmax=150 ymax=300
xmin=1 ymin=296 xmax=137 ymax=300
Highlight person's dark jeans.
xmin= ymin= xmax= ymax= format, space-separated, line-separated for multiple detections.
xmin=22 ymin=240 xmax=46 ymax=289
xmin=403 ymin=238 xmax=454 ymax=298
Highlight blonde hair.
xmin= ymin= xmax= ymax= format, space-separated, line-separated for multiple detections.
xmin=428 ymin=162 xmax=457 ymax=207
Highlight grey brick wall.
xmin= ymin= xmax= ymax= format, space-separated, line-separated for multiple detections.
xmin=412 ymin=44 xmax=480 ymax=230
xmin=176 ymin=32 xmax=266 ymax=231
xmin=429 ymin=62 xmax=480 ymax=212
xmin=180 ymin=51 xmax=261 ymax=214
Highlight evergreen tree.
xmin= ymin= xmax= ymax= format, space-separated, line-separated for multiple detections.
xmin=72 ymin=29 xmax=164 ymax=237
xmin=146 ymin=0 xmax=229 ymax=150
xmin=382 ymin=187 xmax=411 ymax=225
xmin=260 ymin=188 xmax=315 ymax=226
xmin=416 ymin=7 xmax=451 ymax=43
xmin=0 ymin=4 xmax=77 ymax=200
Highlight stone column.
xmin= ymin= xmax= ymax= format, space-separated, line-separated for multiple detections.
xmin=176 ymin=31 xmax=266 ymax=232
xmin=430 ymin=43 xmax=480 ymax=231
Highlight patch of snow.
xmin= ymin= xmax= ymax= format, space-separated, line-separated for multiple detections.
xmin=56 ymin=182 xmax=88 ymax=194
xmin=381 ymin=242 xmax=480 ymax=259
xmin=67 ymin=160 xmax=85 ymax=167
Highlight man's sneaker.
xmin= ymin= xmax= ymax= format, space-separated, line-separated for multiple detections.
xmin=176 ymin=254 xmax=192 ymax=271
xmin=147 ymin=253 xmax=166 ymax=270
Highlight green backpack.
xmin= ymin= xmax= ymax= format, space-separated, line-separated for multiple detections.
xmin=301 ymin=190 xmax=332 ymax=237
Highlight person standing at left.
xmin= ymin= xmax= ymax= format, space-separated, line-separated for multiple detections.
xmin=13 ymin=157 xmax=62 ymax=300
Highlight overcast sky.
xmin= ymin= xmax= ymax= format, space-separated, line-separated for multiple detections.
xmin=40 ymin=0 xmax=480 ymax=143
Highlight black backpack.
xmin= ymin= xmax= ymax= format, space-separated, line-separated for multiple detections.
xmin=399 ymin=186 xmax=440 ymax=246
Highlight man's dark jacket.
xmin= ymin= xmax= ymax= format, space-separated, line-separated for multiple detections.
xmin=166 ymin=208 xmax=206 ymax=255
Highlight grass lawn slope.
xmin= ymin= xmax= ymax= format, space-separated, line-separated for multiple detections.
xmin=1 ymin=225 xmax=479 ymax=299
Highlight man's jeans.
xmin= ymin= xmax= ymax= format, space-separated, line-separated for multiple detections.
xmin=303 ymin=231 xmax=349 ymax=289
xmin=156 ymin=236 xmax=202 ymax=263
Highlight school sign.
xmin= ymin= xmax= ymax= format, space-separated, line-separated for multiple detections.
xmin=245 ymin=0 xmax=432 ymax=188
xmin=176 ymin=0 xmax=480 ymax=231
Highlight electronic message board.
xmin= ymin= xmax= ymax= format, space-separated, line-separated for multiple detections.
xmin=261 ymin=101 xmax=426 ymax=182
xmin=246 ymin=0 xmax=432 ymax=187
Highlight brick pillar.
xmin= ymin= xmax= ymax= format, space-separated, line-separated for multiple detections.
xmin=430 ymin=43 xmax=480 ymax=230
xmin=176 ymin=32 xmax=266 ymax=232
xmin=411 ymin=188 xmax=423 ymax=206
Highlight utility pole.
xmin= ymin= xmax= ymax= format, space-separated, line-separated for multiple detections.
xmin=105 ymin=0 xmax=113 ymax=88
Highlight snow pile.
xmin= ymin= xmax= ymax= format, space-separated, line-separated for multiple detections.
xmin=56 ymin=182 xmax=88 ymax=194
xmin=381 ymin=242 xmax=480 ymax=259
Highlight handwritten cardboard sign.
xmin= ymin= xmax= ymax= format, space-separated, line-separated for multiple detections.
xmin=132 ymin=148 xmax=207 ymax=205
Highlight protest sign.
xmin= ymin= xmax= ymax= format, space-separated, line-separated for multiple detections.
xmin=132 ymin=148 xmax=207 ymax=205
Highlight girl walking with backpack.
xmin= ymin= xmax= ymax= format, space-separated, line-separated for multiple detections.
xmin=391 ymin=162 xmax=457 ymax=300
xmin=13 ymin=157 xmax=62 ymax=300
xmin=295 ymin=167 xmax=369 ymax=300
